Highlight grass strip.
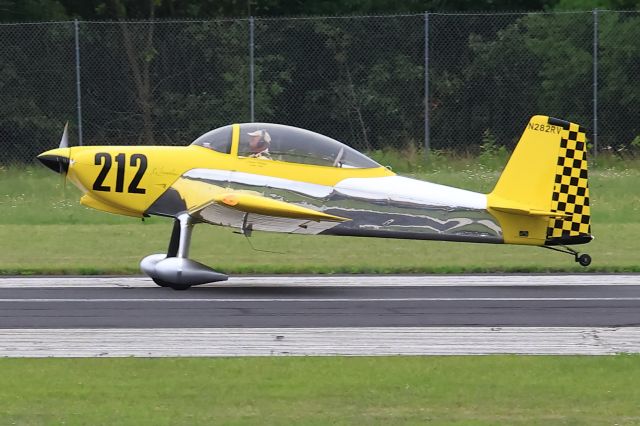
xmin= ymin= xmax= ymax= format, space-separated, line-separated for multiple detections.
xmin=1 ymin=222 xmax=638 ymax=274
xmin=1 ymin=162 xmax=637 ymax=274
xmin=1 ymin=356 xmax=640 ymax=424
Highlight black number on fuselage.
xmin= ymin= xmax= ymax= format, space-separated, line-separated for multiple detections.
xmin=93 ymin=152 xmax=111 ymax=191
xmin=114 ymin=153 xmax=126 ymax=193
xmin=128 ymin=154 xmax=147 ymax=194
xmin=92 ymin=152 xmax=147 ymax=194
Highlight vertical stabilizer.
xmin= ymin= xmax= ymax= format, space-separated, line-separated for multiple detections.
xmin=488 ymin=116 xmax=592 ymax=246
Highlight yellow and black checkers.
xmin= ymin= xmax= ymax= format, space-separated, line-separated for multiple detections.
xmin=545 ymin=118 xmax=592 ymax=245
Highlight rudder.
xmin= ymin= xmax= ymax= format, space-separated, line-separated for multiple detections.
xmin=487 ymin=116 xmax=592 ymax=246
xmin=545 ymin=119 xmax=591 ymax=245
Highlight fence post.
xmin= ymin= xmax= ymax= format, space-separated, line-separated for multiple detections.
xmin=249 ymin=16 xmax=255 ymax=122
xmin=424 ymin=12 xmax=430 ymax=160
xmin=74 ymin=19 xmax=83 ymax=145
xmin=592 ymin=9 xmax=598 ymax=158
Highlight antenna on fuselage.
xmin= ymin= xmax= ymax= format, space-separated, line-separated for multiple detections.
xmin=234 ymin=213 xmax=285 ymax=254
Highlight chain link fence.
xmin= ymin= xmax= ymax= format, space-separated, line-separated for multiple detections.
xmin=1 ymin=11 xmax=639 ymax=163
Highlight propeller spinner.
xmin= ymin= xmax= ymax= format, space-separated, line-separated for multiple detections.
xmin=37 ymin=122 xmax=71 ymax=175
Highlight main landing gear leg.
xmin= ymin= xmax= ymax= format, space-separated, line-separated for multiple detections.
xmin=542 ymin=245 xmax=592 ymax=267
xmin=167 ymin=218 xmax=181 ymax=258
xmin=152 ymin=214 xmax=194 ymax=290
xmin=151 ymin=219 xmax=182 ymax=288
xmin=140 ymin=214 xmax=228 ymax=290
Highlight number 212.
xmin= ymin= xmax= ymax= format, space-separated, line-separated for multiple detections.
xmin=93 ymin=153 xmax=147 ymax=194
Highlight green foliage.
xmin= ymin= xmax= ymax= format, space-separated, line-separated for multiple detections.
xmin=553 ymin=0 xmax=638 ymax=10
xmin=478 ymin=128 xmax=509 ymax=168
xmin=597 ymin=12 xmax=640 ymax=150
xmin=369 ymin=144 xmax=427 ymax=174
xmin=2 ymin=9 xmax=640 ymax=164
xmin=0 ymin=21 xmax=77 ymax=161
xmin=0 ymin=0 xmax=67 ymax=22
xmin=433 ymin=10 xmax=640 ymax=156
xmin=630 ymin=135 xmax=640 ymax=155
xmin=261 ymin=16 xmax=425 ymax=152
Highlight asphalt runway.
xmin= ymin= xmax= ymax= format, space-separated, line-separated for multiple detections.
xmin=2 ymin=275 xmax=640 ymax=328
xmin=2 ymin=274 xmax=640 ymax=356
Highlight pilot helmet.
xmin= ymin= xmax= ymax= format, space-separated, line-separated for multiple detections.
xmin=247 ymin=130 xmax=271 ymax=144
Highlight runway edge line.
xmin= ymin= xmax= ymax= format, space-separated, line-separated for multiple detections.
xmin=2 ymin=327 xmax=640 ymax=357
xmin=2 ymin=274 xmax=640 ymax=288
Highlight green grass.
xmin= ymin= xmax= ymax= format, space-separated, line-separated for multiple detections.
xmin=2 ymin=160 xmax=639 ymax=424
xmin=1 ymin=159 xmax=638 ymax=274
xmin=2 ymin=356 xmax=640 ymax=424
xmin=1 ymin=222 xmax=639 ymax=274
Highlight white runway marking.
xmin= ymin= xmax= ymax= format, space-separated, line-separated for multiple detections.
xmin=1 ymin=274 xmax=639 ymax=288
xmin=2 ymin=327 xmax=640 ymax=357
xmin=3 ymin=297 xmax=640 ymax=302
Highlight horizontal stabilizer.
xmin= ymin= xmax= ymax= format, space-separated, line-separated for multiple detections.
xmin=490 ymin=200 xmax=570 ymax=218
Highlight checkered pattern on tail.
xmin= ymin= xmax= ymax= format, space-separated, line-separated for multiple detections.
xmin=546 ymin=121 xmax=591 ymax=245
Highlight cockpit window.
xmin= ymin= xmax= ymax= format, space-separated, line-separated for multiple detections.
xmin=238 ymin=123 xmax=379 ymax=168
xmin=190 ymin=125 xmax=232 ymax=154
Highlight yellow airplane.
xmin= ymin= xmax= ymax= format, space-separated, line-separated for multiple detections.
xmin=38 ymin=115 xmax=592 ymax=290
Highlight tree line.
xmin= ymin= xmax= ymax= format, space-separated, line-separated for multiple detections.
xmin=1 ymin=1 xmax=639 ymax=162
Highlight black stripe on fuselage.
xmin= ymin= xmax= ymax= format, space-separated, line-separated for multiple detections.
xmin=320 ymin=227 xmax=503 ymax=244
xmin=145 ymin=188 xmax=187 ymax=217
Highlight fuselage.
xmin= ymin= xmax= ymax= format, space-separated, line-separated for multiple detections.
xmin=40 ymin=143 xmax=503 ymax=244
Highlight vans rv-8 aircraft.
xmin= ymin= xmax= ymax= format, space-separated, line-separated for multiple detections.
xmin=38 ymin=115 xmax=592 ymax=290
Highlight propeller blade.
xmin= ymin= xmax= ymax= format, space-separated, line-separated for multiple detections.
xmin=59 ymin=122 xmax=69 ymax=148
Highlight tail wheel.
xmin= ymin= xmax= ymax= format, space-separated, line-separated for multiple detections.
xmin=542 ymin=245 xmax=592 ymax=267
xmin=577 ymin=254 xmax=592 ymax=267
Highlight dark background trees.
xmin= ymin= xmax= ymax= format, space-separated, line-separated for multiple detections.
xmin=1 ymin=1 xmax=638 ymax=162
xmin=1 ymin=0 xmax=564 ymax=22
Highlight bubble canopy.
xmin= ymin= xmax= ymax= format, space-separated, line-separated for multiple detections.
xmin=191 ymin=123 xmax=380 ymax=169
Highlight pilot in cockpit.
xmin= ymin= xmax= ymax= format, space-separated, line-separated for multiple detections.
xmin=247 ymin=130 xmax=272 ymax=159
